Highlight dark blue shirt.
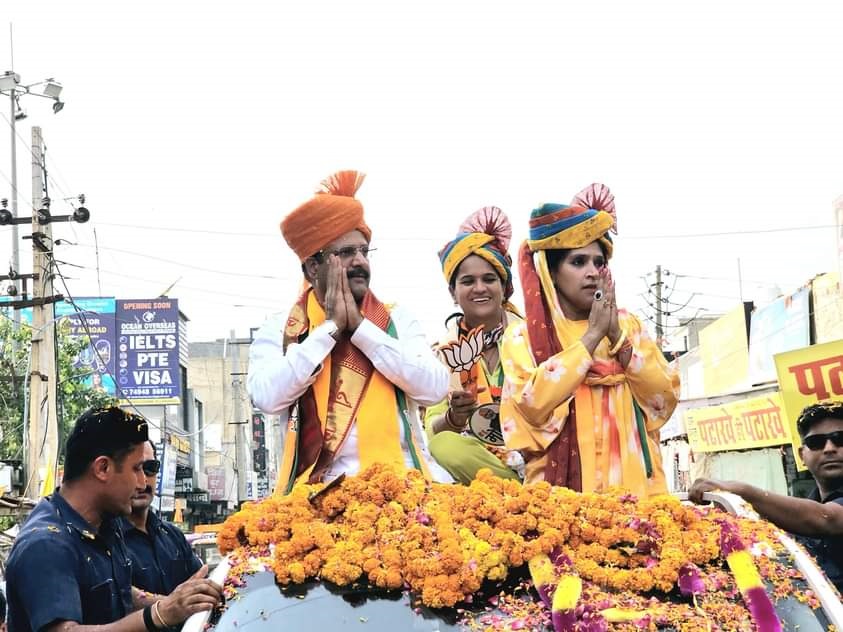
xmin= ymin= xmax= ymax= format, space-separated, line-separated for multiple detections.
xmin=796 ymin=487 xmax=843 ymax=593
xmin=120 ymin=512 xmax=201 ymax=596
xmin=6 ymin=492 xmax=134 ymax=632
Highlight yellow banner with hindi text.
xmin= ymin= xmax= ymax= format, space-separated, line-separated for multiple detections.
xmin=775 ymin=340 xmax=843 ymax=470
xmin=684 ymin=393 xmax=790 ymax=453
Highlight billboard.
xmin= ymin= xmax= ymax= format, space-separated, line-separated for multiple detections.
xmin=116 ymin=299 xmax=182 ymax=404
xmin=747 ymin=288 xmax=810 ymax=385
xmin=55 ymin=298 xmax=117 ymax=396
xmin=699 ymin=304 xmax=751 ymax=396
xmin=811 ymin=273 xmax=843 ymax=344
xmin=684 ymin=393 xmax=790 ymax=453
xmin=775 ymin=339 xmax=843 ymax=470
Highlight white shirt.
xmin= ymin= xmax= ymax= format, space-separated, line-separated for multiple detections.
xmin=248 ymin=304 xmax=453 ymax=483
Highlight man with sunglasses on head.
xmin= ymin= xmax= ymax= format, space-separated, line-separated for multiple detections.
xmin=120 ymin=441 xmax=202 ymax=598
xmin=689 ymin=400 xmax=843 ymax=591
xmin=248 ymin=171 xmax=451 ymax=494
xmin=5 ymin=407 xmax=222 ymax=632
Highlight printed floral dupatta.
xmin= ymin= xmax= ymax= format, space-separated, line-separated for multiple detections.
xmin=513 ymin=244 xmax=662 ymax=495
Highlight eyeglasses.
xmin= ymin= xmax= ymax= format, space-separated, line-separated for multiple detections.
xmin=316 ymin=245 xmax=376 ymax=261
xmin=802 ymin=431 xmax=843 ymax=451
xmin=142 ymin=459 xmax=161 ymax=476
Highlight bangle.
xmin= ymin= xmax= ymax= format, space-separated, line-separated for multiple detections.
xmin=143 ymin=606 xmax=159 ymax=632
xmin=445 ymin=409 xmax=466 ymax=432
xmin=608 ymin=330 xmax=627 ymax=356
xmin=153 ymin=601 xmax=172 ymax=629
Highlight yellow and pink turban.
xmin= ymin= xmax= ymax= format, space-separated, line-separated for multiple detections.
xmin=439 ymin=206 xmax=516 ymax=300
xmin=280 ymin=170 xmax=372 ymax=262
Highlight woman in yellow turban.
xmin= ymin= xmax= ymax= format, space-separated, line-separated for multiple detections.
xmin=500 ymin=184 xmax=680 ymax=497
xmin=425 ymin=207 xmax=524 ymax=484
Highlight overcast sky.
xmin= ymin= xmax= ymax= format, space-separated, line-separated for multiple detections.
xmin=2 ymin=0 xmax=841 ymax=344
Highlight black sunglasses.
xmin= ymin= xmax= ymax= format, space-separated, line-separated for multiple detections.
xmin=802 ymin=431 xmax=843 ymax=451
xmin=142 ymin=459 xmax=161 ymax=476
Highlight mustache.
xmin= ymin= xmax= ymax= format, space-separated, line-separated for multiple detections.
xmin=346 ymin=267 xmax=369 ymax=280
xmin=137 ymin=486 xmax=153 ymax=495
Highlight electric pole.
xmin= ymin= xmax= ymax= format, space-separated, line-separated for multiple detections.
xmin=9 ymin=84 xmax=20 ymax=330
xmin=230 ymin=330 xmax=248 ymax=503
xmin=26 ymin=126 xmax=59 ymax=498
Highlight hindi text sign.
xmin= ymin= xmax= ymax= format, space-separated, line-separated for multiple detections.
xmin=775 ymin=340 xmax=843 ymax=470
xmin=684 ymin=393 xmax=790 ymax=453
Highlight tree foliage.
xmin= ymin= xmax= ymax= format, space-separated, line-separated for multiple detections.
xmin=0 ymin=315 xmax=114 ymax=463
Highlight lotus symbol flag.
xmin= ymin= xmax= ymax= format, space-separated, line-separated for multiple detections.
xmin=441 ymin=327 xmax=484 ymax=373
xmin=440 ymin=326 xmax=485 ymax=392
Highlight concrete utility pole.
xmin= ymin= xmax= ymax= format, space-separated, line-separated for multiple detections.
xmin=654 ymin=265 xmax=664 ymax=349
xmin=9 ymin=85 xmax=19 ymax=329
xmin=230 ymin=330 xmax=248 ymax=502
xmin=26 ymin=126 xmax=59 ymax=497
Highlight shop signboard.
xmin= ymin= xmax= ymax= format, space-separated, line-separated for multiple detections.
xmin=775 ymin=339 xmax=843 ymax=470
xmin=684 ymin=393 xmax=790 ymax=453
xmin=116 ymin=299 xmax=181 ymax=404
xmin=208 ymin=466 xmax=227 ymax=501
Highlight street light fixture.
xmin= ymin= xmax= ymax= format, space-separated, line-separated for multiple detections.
xmin=0 ymin=70 xmax=65 ymax=332
xmin=41 ymin=79 xmax=63 ymax=99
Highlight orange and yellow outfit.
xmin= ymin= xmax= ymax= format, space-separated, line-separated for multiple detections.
xmin=500 ymin=184 xmax=680 ymax=497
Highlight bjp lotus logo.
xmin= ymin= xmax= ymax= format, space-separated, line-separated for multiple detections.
xmin=441 ymin=326 xmax=484 ymax=391
xmin=441 ymin=327 xmax=484 ymax=372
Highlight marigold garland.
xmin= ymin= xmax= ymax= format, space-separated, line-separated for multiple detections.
xmin=217 ymin=464 xmax=827 ymax=631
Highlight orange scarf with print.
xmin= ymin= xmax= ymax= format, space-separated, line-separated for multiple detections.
xmin=276 ymin=288 xmax=429 ymax=494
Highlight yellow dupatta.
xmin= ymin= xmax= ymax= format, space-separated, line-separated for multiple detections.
xmin=531 ymin=251 xmax=661 ymax=495
xmin=276 ymin=289 xmax=431 ymax=494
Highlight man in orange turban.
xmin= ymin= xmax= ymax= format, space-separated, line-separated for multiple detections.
xmin=248 ymin=171 xmax=452 ymax=493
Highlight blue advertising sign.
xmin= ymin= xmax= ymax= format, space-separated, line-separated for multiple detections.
xmin=55 ymin=298 xmax=117 ymax=395
xmin=116 ymin=299 xmax=181 ymax=404
xmin=748 ymin=287 xmax=811 ymax=385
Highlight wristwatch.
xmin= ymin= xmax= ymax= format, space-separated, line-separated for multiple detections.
xmin=325 ymin=319 xmax=341 ymax=341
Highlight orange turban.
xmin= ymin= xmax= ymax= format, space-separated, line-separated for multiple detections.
xmin=280 ymin=170 xmax=372 ymax=261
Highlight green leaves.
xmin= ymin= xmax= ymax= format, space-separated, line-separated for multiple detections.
xmin=0 ymin=317 xmax=116 ymax=462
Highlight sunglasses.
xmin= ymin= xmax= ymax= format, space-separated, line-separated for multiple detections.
xmin=802 ymin=431 xmax=843 ymax=451
xmin=142 ymin=459 xmax=161 ymax=476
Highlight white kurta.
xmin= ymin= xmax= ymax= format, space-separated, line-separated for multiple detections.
xmin=247 ymin=304 xmax=453 ymax=483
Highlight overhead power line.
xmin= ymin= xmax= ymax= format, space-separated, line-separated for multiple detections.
xmin=72 ymin=243 xmax=292 ymax=280
xmin=83 ymin=221 xmax=840 ymax=242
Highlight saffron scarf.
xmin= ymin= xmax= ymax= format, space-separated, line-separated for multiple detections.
xmin=275 ymin=288 xmax=430 ymax=494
